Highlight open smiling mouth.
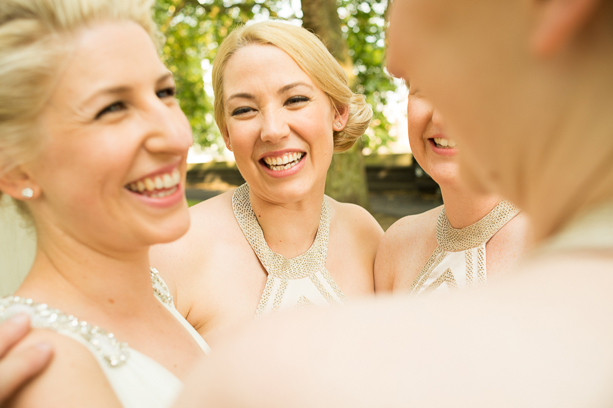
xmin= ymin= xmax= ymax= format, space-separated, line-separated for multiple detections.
xmin=125 ymin=168 xmax=181 ymax=198
xmin=431 ymin=137 xmax=457 ymax=149
xmin=261 ymin=152 xmax=305 ymax=172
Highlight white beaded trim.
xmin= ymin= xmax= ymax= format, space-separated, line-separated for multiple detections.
xmin=0 ymin=296 xmax=130 ymax=368
xmin=0 ymin=268 xmax=173 ymax=369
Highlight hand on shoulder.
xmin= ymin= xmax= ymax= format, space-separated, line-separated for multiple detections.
xmin=0 ymin=315 xmax=52 ymax=404
xmin=7 ymin=329 xmax=122 ymax=408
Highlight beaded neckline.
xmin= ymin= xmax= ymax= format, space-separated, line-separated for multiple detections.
xmin=232 ymin=183 xmax=331 ymax=279
xmin=436 ymin=200 xmax=519 ymax=252
xmin=0 ymin=267 xmax=172 ymax=368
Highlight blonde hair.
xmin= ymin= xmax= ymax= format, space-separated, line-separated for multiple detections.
xmin=0 ymin=0 xmax=160 ymax=209
xmin=212 ymin=21 xmax=372 ymax=152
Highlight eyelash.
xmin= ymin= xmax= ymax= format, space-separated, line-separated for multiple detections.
xmin=95 ymin=86 xmax=177 ymax=119
xmin=231 ymin=107 xmax=254 ymax=116
xmin=286 ymin=96 xmax=309 ymax=105
xmin=230 ymin=95 xmax=310 ymax=117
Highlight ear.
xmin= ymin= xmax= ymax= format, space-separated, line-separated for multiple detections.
xmin=333 ymin=105 xmax=350 ymax=131
xmin=531 ymin=0 xmax=601 ymax=56
xmin=222 ymin=130 xmax=233 ymax=152
xmin=0 ymin=166 xmax=40 ymax=201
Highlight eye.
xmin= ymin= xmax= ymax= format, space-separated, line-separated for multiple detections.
xmin=95 ymin=102 xmax=126 ymax=119
xmin=285 ymin=96 xmax=310 ymax=106
xmin=156 ymin=87 xmax=176 ymax=99
xmin=231 ymin=107 xmax=255 ymax=116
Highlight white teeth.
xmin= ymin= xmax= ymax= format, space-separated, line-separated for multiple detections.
xmin=144 ymin=178 xmax=155 ymax=192
xmin=148 ymin=186 xmax=177 ymax=198
xmin=154 ymin=176 xmax=164 ymax=189
xmin=163 ymin=173 xmax=173 ymax=188
xmin=172 ymin=168 xmax=180 ymax=185
xmin=130 ymin=168 xmax=181 ymax=196
xmin=433 ymin=137 xmax=456 ymax=148
xmin=263 ymin=152 xmax=304 ymax=170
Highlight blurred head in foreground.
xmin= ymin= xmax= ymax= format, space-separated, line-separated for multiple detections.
xmin=387 ymin=0 xmax=613 ymax=240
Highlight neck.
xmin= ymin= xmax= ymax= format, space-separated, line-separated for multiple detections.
xmin=248 ymin=184 xmax=325 ymax=259
xmin=440 ymin=182 xmax=501 ymax=229
xmin=18 ymin=222 xmax=153 ymax=315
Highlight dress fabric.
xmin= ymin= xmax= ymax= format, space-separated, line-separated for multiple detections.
xmin=409 ymin=200 xmax=519 ymax=296
xmin=0 ymin=268 xmax=210 ymax=408
xmin=232 ymin=183 xmax=346 ymax=317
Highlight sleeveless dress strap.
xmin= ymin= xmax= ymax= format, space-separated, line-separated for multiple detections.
xmin=0 ymin=296 xmax=130 ymax=367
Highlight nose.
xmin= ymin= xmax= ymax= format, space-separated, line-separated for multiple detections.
xmin=431 ymin=108 xmax=446 ymax=130
xmin=143 ymin=99 xmax=193 ymax=155
xmin=260 ymin=109 xmax=290 ymax=144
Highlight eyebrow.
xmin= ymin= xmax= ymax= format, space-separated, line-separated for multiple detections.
xmin=81 ymin=71 xmax=174 ymax=106
xmin=278 ymin=81 xmax=313 ymax=94
xmin=226 ymin=81 xmax=314 ymax=104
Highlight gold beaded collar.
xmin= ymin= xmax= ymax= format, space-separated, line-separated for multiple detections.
xmin=436 ymin=200 xmax=519 ymax=252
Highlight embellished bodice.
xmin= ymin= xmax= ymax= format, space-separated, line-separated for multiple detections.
xmin=409 ymin=200 xmax=519 ymax=296
xmin=232 ymin=183 xmax=346 ymax=317
xmin=0 ymin=268 xmax=210 ymax=408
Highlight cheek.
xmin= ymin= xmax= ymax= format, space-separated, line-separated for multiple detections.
xmin=407 ymin=104 xmax=429 ymax=154
xmin=226 ymin=124 xmax=259 ymax=165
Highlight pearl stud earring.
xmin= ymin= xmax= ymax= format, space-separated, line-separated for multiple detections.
xmin=21 ymin=187 xmax=33 ymax=199
xmin=334 ymin=122 xmax=342 ymax=130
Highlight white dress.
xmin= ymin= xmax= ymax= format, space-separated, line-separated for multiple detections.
xmin=232 ymin=183 xmax=346 ymax=317
xmin=0 ymin=268 xmax=210 ymax=408
xmin=409 ymin=200 xmax=519 ymax=296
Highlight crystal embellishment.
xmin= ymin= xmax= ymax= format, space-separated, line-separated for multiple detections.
xmin=150 ymin=267 xmax=173 ymax=307
xmin=0 ymin=296 xmax=130 ymax=368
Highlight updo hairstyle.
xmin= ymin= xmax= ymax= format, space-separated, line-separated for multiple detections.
xmin=0 ymin=0 xmax=161 ymax=210
xmin=212 ymin=21 xmax=373 ymax=152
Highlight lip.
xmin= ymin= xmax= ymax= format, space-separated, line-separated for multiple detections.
xmin=428 ymin=136 xmax=458 ymax=157
xmin=258 ymin=150 xmax=307 ymax=179
xmin=125 ymin=160 xmax=183 ymax=186
xmin=125 ymin=183 xmax=185 ymax=209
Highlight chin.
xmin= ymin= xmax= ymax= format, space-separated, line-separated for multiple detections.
xmin=146 ymin=209 xmax=191 ymax=245
xmin=427 ymin=161 xmax=461 ymax=188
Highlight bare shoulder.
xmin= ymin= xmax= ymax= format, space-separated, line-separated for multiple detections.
xmin=486 ymin=211 xmax=533 ymax=276
xmin=374 ymin=206 xmax=441 ymax=292
xmin=328 ymin=198 xmax=383 ymax=243
xmin=9 ymin=329 xmax=121 ymax=408
xmin=490 ymin=211 xmax=532 ymax=247
xmin=383 ymin=205 xmax=440 ymax=245
xmin=150 ymin=191 xmax=235 ymax=295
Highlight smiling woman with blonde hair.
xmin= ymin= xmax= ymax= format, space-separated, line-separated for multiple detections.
xmin=0 ymin=0 xmax=210 ymax=406
xmin=151 ymin=21 xmax=382 ymax=347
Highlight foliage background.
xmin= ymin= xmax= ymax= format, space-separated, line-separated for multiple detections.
xmin=153 ymin=0 xmax=395 ymax=153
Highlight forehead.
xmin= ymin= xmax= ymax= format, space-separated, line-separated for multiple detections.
xmin=51 ymin=21 xmax=165 ymax=100
xmin=223 ymin=44 xmax=314 ymax=95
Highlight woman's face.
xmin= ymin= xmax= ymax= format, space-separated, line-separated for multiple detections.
xmin=222 ymin=44 xmax=344 ymax=204
xmin=28 ymin=21 xmax=193 ymax=251
xmin=406 ymin=88 xmax=460 ymax=188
